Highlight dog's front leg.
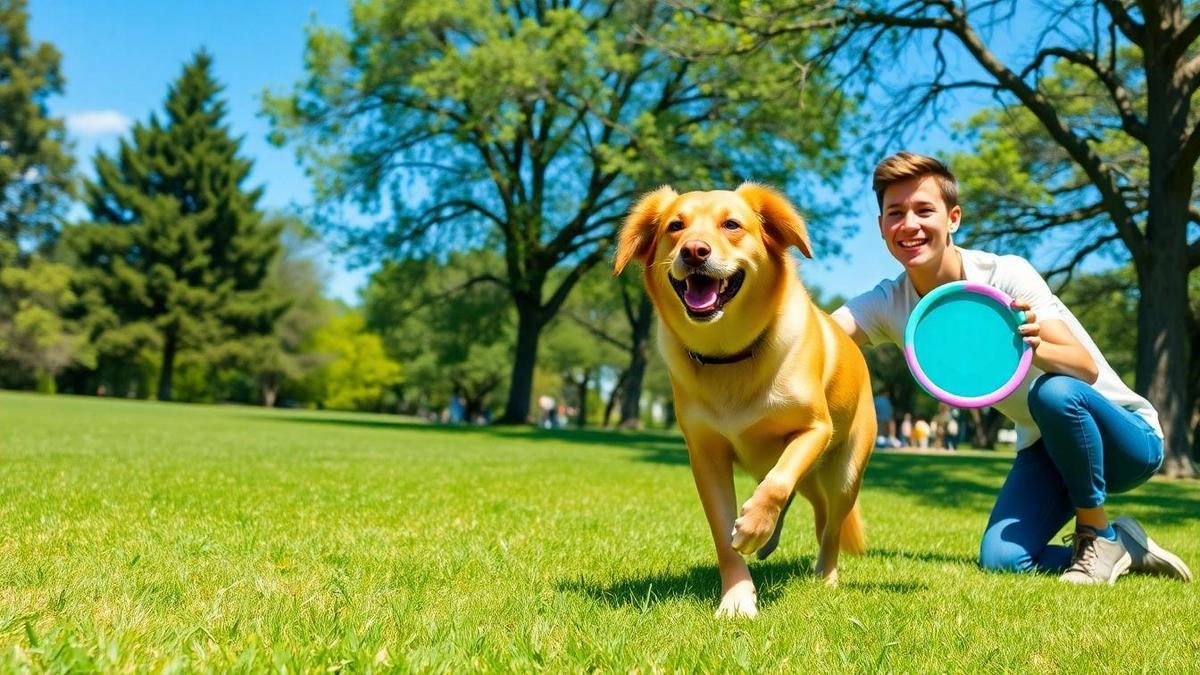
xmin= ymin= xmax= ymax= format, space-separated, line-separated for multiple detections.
xmin=686 ymin=433 xmax=757 ymax=619
xmin=732 ymin=421 xmax=832 ymax=557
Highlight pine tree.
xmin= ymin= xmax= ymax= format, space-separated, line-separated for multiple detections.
xmin=0 ymin=0 xmax=74 ymax=257
xmin=69 ymin=51 xmax=281 ymax=401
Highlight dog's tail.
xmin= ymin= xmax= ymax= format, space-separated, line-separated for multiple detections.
xmin=840 ymin=500 xmax=867 ymax=555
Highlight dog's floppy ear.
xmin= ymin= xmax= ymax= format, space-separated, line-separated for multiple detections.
xmin=614 ymin=185 xmax=678 ymax=275
xmin=736 ymin=182 xmax=813 ymax=259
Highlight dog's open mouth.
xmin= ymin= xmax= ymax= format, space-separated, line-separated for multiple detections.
xmin=669 ymin=269 xmax=746 ymax=320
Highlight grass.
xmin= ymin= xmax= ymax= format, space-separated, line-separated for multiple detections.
xmin=1 ymin=391 xmax=1198 ymax=672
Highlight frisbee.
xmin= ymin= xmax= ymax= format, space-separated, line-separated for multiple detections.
xmin=904 ymin=281 xmax=1032 ymax=408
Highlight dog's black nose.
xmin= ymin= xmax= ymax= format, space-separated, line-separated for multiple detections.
xmin=680 ymin=240 xmax=711 ymax=264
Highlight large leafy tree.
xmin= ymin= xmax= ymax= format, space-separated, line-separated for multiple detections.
xmin=363 ymin=251 xmax=513 ymax=420
xmin=687 ymin=0 xmax=1200 ymax=475
xmin=68 ymin=52 xmax=282 ymax=401
xmin=0 ymin=0 xmax=74 ymax=258
xmin=265 ymin=0 xmax=852 ymax=423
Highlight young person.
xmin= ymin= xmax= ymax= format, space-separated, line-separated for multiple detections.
xmin=831 ymin=152 xmax=1192 ymax=584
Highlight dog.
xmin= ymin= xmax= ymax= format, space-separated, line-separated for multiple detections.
xmin=613 ymin=184 xmax=876 ymax=618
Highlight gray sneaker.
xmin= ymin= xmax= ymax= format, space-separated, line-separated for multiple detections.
xmin=1112 ymin=516 xmax=1193 ymax=582
xmin=1059 ymin=528 xmax=1131 ymax=585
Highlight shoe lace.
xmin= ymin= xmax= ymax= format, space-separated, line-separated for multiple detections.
xmin=1062 ymin=530 xmax=1100 ymax=574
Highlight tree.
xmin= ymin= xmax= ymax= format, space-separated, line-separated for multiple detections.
xmin=212 ymin=214 xmax=335 ymax=407
xmin=0 ymin=246 xmax=93 ymax=391
xmin=363 ymin=251 xmax=513 ymax=420
xmin=305 ymin=310 xmax=404 ymax=412
xmin=265 ymin=0 xmax=853 ymax=424
xmin=0 ymin=0 xmax=74 ymax=258
xmin=541 ymin=296 xmax=623 ymax=427
xmin=687 ymin=0 xmax=1200 ymax=476
xmin=557 ymin=267 xmax=654 ymax=428
xmin=69 ymin=51 xmax=282 ymax=402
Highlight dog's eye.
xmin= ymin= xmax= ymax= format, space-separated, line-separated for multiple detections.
xmin=722 ymin=219 xmax=740 ymax=230
xmin=667 ymin=221 xmax=684 ymax=232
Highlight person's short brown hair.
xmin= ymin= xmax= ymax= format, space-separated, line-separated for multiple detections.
xmin=872 ymin=152 xmax=958 ymax=212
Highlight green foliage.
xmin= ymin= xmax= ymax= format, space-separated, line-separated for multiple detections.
xmin=0 ymin=0 xmax=75 ymax=257
xmin=0 ymin=255 xmax=93 ymax=390
xmin=266 ymin=0 xmax=856 ymax=421
xmin=363 ymin=250 xmax=512 ymax=417
xmin=67 ymin=51 xmax=283 ymax=400
xmin=206 ymin=214 xmax=337 ymax=406
xmin=305 ymin=310 xmax=403 ymax=411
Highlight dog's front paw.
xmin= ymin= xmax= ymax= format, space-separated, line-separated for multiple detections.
xmin=731 ymin=497 xmax=781 ymax=556
xmin=715 ymin=580 xmax=758 ymax=619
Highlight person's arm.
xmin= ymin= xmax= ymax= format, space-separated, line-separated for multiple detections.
xmin=1011 ymin=299 xmax=1099 ymax=384
xmin=831 ymin=307 xmax=870 ymax=346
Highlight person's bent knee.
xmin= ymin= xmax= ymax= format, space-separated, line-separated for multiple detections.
xmin=979 ymin=532 xmax=1037 ymax=574
xmin=1028 ymin=373 xmax=1088 ymax=423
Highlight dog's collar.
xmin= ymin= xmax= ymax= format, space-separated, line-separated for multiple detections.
xmin=686 ymin=331 xmax=768 ymax=366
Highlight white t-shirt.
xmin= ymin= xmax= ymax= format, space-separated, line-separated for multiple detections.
xmin=832 ymin=247 xmax=1162 ymax=450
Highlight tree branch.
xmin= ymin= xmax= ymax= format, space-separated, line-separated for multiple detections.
xmin=898 ymin=1 xmax=1148 ymax=262
xmin=1018 ymin=47 xmax=1147 ymax=142
xmin=1097 ymin=0 xmax=1145 ymax=45
xmin=564 ymin=310 xmax=632 ymax=351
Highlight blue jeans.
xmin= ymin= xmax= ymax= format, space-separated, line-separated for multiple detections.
xmin=979 ymin=374 xmax=1163 ymax=573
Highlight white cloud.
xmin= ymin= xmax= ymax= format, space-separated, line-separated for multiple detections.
xmin=65 ymin=110 xmax=133 ymax=138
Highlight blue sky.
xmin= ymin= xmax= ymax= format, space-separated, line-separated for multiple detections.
xmin=34 ymin=0 xmax=1006 ymax=305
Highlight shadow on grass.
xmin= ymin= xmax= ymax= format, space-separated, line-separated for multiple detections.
xmin=862 ymin=451 xmax=1010 ymax=512
xmin=250 ymin=412 xmax=1200 ymax=526
xmin=558 ymin=555 xmax=926 ymax=611
xmin=866 ymin=547 xmax=978 ymax=566
xmin=244 ymin=412 xmax=691 ymax=464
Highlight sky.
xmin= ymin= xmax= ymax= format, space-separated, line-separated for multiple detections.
xmin=33 ymin=0 xmax=1010 ymax=306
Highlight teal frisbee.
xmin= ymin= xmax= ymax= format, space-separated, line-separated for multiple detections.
xmin=903 ymin=281 xmax=1032 ymax=408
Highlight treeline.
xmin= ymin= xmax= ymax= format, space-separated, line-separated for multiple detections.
xmin=0 ymin=1 xmax=671 ymax=423
xmin=0 ymin=2 xmax=401 ymax=411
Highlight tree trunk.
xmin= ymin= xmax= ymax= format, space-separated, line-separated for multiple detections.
xmin=619 ymin=294 xmax=653 ymax=429
xmin=603 ymin=368 xmax=628 ymax=428
xmin=499 ymin=298 xmax=542 ymax=424
xmin=968 ymin=408 xmax=1006 ymax=449
xmin=157 ymin=330 xmax=177 ymax=401
xmin=1135 ymin=257 xmax=1195 ymax=476
xmin=575 ymin=369 xmax=590 ymax=428
xmin=1135 ymin=96 xmax=1197 ymax=476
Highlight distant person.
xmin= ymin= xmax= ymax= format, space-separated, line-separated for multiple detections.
xmin=899 ymin=412 xmax=913 ymax=447
xmin=946 ymin=413 xmax=960 ymax=451
xmin=913 ymin=417 xmax=931 ymax=449
xmin=873 ymin=391 xmax=898 ymax=446
xmin=934 ymin=404 xmax=953 ymax=448
xmin=832 ymin=151 xmax=1189 ymax=583
xmin=538 ymin=395 xmax=555 ymax=428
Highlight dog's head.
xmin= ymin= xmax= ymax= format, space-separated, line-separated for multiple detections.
xmin=614 ymin=184 xmax=811 ymax=346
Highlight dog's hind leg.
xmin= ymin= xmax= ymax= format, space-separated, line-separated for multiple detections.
xmin=815 ymin=490 xmax=854 ymax=585
xmin=755 ymin=492 xmax=796 ymax=560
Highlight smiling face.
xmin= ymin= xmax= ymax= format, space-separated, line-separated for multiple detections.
xmin=878 ymin=175 xmax=961 ymax=271
xmin=614 ymin=184 xmax=812 ymax=353
xmin=659 ymin=193 xmax=763 ymax=322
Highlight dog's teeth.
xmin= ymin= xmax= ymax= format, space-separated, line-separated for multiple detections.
xmin=720 ymin=278 xmax=728 ymax=293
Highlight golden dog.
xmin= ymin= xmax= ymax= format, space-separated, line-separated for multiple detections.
xmin=613 ymin=184 xmax=876 ymax=618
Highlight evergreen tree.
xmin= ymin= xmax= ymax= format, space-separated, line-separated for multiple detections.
xmin=0 ymin=0 xmax=74 ymax=257
xmin=69 ymin=51 xmax=281 ymax=401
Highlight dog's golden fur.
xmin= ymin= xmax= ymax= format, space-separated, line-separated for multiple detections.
xmin=614 ymin=184 xmax=876 ymax=618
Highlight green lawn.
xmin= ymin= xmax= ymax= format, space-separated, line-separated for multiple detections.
xmin=1 ymin=391 xmax=1198 ymax=672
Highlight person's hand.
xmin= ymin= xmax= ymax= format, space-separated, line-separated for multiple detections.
xmin=1011 ymin=299 xmax=1040 ymax=349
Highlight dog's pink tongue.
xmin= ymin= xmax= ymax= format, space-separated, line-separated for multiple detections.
xmin=684 ymin=275 xmax=719 ymax=311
